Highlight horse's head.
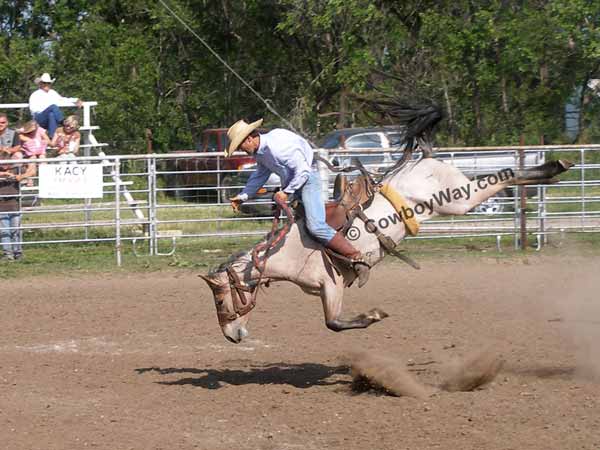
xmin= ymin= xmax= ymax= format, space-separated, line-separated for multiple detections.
xmin=200 ymin=271 xmax=252 ymax=344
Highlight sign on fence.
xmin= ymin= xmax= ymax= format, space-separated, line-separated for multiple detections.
xmin=39 ymin=163 xmax=104 ymax=198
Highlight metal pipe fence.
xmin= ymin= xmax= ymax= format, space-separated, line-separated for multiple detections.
xmin=0 ymin=145 xmax=599 ymax=265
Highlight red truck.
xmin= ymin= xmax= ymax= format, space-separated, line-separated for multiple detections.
xmin=166 ymin=128 xmax=265 ymax=202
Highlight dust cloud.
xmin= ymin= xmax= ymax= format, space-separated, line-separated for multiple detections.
xmin=346 ymin=349 xmax=503 ymax=398
xmin=439 ymin=349 xmax=504 ymax=392
xmin=550 ymin=268 xmax=600 ymax=380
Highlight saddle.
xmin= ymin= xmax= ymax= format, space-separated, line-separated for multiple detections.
xmin=325 ymin=174 xmax=374 ymax=230
xmin=294 ymin=172 xmax=420 ymax=270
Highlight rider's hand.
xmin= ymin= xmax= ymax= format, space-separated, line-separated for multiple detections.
xmin=273 ymin=191 xmax=288 ymax=205
xmin=229 ymin=195 xmax=243 ymax=212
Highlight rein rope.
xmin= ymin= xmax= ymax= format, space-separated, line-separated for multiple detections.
xmin=223 ymin=196 xmax=295 ymax=319
xmin=252 ymin=195 xmax=295 ymax=274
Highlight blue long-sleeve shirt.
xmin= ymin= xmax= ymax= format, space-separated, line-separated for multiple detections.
xmin=238 ymin=129 xmax=314 ymax=200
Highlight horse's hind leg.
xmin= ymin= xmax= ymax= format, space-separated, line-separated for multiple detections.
xmin=320 ymin=280 xmax=389 ymax=332
xmin=430 ymin=159 xmax=573 ymax=216
xmin=513 ymin=160 xmax=573 ymax=183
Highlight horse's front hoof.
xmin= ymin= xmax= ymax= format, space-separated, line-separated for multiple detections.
xmin=367 ymin=308 xmax=389 ymax=321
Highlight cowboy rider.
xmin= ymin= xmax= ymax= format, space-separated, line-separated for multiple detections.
xmin=226 ymin=119 xmax=370 ymax=287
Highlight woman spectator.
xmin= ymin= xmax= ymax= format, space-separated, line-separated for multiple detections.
xmin=51 ymin=115 xmax=81 ymax=158
xmin=18 ymin=120 xmax=50 ymax=159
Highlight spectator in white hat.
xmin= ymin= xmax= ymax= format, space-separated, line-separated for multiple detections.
xmin=28 ymin=72 xmax=83 ymax=139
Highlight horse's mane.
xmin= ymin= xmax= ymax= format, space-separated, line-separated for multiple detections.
xmin=381 ymin=158 xmax=422 ymax=184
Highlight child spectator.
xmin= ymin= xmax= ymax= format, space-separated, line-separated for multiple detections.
xmin=51 ymin=115 xmax=81 ymax=158
xmin=18 ymin=121 xmax=50 ymax=159
xmin=18 ymin=121 xmax=48 ymax=188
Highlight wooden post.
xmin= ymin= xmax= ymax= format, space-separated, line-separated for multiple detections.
xmin=519 ymin=135 xmax=527 ymax=250
xmin=145 ymin=128 xmax=153 ymax=154
xmin=338 ymin=88 xmax=347 ymax=129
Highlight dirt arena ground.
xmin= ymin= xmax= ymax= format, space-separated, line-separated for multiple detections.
xmin=1 ymin=254 xmax=600 ymax=450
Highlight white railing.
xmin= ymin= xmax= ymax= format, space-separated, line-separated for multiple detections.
xmin=0 ymin=146 xmax=597 ymax=265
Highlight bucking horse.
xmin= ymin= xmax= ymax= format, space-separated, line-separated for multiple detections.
xmin=201 ymin=104 xmax=573 ymax=343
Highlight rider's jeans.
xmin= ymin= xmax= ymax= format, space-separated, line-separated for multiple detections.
xmin=298 ymin=171 xmax=336 ymax=244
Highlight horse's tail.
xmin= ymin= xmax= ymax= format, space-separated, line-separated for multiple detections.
xmin=364 ymin=100 xmax=443 ymax=180
xmin=372 ymin=101 xmax=443 ymax=144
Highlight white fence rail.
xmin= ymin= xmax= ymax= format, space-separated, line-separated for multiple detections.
xmin=0 ymin=145 xmax=599 ymax=265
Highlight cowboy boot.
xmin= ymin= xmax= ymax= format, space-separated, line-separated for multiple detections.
xmin=326 ymin=231 xmax=370 ymax=287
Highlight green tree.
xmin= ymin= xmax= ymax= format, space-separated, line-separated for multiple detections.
xmin=1 ymin=0 xmax=599 ymax=150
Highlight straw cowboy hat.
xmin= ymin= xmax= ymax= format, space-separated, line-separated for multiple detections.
xmin=34 ymin=72 xmax=55 ymax=84
xmin=225 ymin=118 xmax=263 ymax=157
xmin=20 ymin=120 xmax=38 ymax=134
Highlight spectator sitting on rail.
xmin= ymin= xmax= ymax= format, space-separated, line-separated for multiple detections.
xmin=28 ymin=72 xmax=82 ymax=139
xmin=18 ymin=121 xmax=48 ymax=188
xmin=18 ymin=121 xmax=50 ymax=159
xmin=0 ymin=148 xmax=36 ymax=261
xmin=51 ymin=115 xmax=80 ymax=158
xmin=0 ymin=113 xmax=20 ymax=155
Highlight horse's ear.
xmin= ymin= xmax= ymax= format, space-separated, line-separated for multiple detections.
xmin=199 ymin=274 xmax=221 ymax=287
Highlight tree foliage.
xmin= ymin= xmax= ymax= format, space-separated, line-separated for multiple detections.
xmin=0 ymin=0 xmax=599 ymax=152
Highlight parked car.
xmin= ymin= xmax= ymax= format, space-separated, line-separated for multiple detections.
xmin=323 ymin=127 xmax=406 ymax=171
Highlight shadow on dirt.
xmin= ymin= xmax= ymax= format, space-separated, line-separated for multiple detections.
xmin=135 ymin=362 xmax=350 ymax=390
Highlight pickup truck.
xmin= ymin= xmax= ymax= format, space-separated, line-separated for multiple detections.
xmin=165 ymin=128 xmax=264 ymax=202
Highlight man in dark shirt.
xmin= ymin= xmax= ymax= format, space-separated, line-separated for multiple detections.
xmin=0 ymin=113 xmax=20 ymax=154
xmin=0 ymin=150 xmax=36 ymax=260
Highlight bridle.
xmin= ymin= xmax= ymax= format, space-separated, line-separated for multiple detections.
xmin=211 ymin=267 xmax=257 ymax=323
xmin=213 ymin=196 xmax=295 ymax=323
